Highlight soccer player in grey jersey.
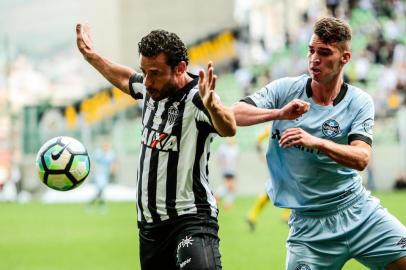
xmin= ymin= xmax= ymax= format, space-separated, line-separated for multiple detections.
xmin=76 ymin=24 xmax=236 ymax=270
xmin=233 ymin=17 xmax=406 ymax=270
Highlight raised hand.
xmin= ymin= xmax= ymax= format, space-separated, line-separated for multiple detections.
xmin=278 ymin=99 xmax=310 ymax=120
xmin=198 ymin=62 xmax=219 ymax=110
xmin=76 ymin=23 xmax=94 ymax=58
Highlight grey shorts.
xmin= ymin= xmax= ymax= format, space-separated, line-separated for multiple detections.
xmin=286 ymin=193 xmax=406 ymax=270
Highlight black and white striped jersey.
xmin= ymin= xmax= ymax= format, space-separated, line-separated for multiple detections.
xmin=129 ymin=73 xmax=219 ymax=227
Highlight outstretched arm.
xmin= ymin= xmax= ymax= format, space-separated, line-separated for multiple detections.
xmin=198 ymin=62 xmax=236 ymax=137
xmin=232 ymin=99 xmax=310 ymax=126
xmin=76 ymin=23 xmax=136 ymax=95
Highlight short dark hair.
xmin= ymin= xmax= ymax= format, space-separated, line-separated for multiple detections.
xmin=314 ymin=17 xmax=352 ymax=47
xmin=138 ymin=30 xmax=189 ymax=68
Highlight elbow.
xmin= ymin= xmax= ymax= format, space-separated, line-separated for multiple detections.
xmin=219 ymin=121 xmax=237 ymax=137
xmin=223 ymin=124 xmax=237 ymax=137
xmin=229 ymin=125 xmax=237 ymax=137
xmin=355 ymin=156 xmax=370 ymax=171
xmin=355 ymin=161 xmax=368 ymax=171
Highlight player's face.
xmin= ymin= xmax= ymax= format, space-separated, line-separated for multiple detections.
xmin=307 ymin=34 xmax=350 ymax=84
xmin=140 ymin=53 xmax=177 ymax=101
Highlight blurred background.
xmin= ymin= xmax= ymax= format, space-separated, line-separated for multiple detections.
xmin=0 ymin=0 xmax=405 ymax=269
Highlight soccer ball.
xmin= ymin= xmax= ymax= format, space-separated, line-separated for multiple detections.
xmin=36 ymin=136 xmax=90 ymax=191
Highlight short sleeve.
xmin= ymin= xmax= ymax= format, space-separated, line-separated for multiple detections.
xmin=348 ymin=94 xmax=374 ymax=145
xmin=240 ymin=78 xmax=289 ymax=109
xmin=129 ymin=73 xmax=145 ymax=100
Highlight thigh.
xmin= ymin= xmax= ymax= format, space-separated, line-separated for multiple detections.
xmin=176 ymin=228 xmax=222 ymax=270
xmin=287 ymin=214 xmax=348 ymax=270
xmin=139 ymin=229 xmax=177 ymax=270
xmin=350 ymin=199 xmax=406 ymax=269
xmin=286 ymin=240 xmax=347 ymax=270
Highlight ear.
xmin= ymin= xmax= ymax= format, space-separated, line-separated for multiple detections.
xmin=175 ymin=61 xmax=187 ymax=75
xmin=341 ymin=51 xmax=351 ymax=64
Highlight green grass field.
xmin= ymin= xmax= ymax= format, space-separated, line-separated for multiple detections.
xmin=1 ymin=191 xmax=405 ymax=270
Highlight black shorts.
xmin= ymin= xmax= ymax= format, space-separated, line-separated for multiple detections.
xmin=139 ymin=216 xmax=222 ymax=270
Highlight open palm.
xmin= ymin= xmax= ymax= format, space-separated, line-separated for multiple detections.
xmin=198 ymin=62 xmax=218 ymax=109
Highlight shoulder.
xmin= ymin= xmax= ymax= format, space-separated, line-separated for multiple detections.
xmin=190 ymin=87 xmax=209 ymax=111
xmin=346 ymin=84 xmax=373 ymax=105
xmin=264 ymin=74 xmax=308 ymax=93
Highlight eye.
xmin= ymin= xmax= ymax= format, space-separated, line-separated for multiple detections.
xmin=318 ymin=50 xmax=332 ymax=56
xmin=150 ymin=70 xmax=159 ymax=77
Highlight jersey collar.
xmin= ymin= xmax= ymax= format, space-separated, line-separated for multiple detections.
xmin=305 ymin=78 xmax=348 ymax=106
xmin=170 ymin=72 xmax=199 ymax=101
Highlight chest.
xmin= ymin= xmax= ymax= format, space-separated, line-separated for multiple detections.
xmin=274 ymin=104 xmax=355 ymax=143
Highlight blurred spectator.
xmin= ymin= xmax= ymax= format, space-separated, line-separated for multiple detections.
xmin=325 ymin=0 xmax=341 ymax=17
xmin=87 ymin=141 xmax=116 ymax=212
xmin=10 ymin=162 xmax=22 ymax=201
xmin=394 ymin=172 xmax=406 ymax=190
xmin=234 ymin=64 xmax=254 ymax=97
xmin=366 ymin=160 xmax=376 ymax=191
xmin=215 ymin=137 xmax=240 ymax=210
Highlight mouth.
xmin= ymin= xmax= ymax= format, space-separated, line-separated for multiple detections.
xmin=310 ymin=68 xmax=321 ymax=75
xmin=147 ymin=88 xmax=163 ymax=101
xmin=147 ymin=88 xmax=158 ymax=96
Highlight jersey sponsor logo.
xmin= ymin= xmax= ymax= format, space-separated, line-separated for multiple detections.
xmin=141 ymin=127 xmax=178 ymax=151
xmin=322 ymin=119 xmax=341 ymax=138
xmin=272 ymin=129 xmax=281 ymax=140
xmin=397 ymin=237 xmax=406 ymax=248
xmin=295 ymin=264 xmax=311 ymax=270
xmin=272 ymin=129 xmax=320 ymax=154
xmin=362 ymin=118 xmax=374 ymax=135
xmin=179 ymin=258 xmax=192 ymax=268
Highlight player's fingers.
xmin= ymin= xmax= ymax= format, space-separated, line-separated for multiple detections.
xmin=76 ymin=24 xmax=82 ymax=35
xmin=210 ymin=75 xmax=217 ymax=90
xmin=280 ymin=130 xmax=301 ymax=143
xmin=207 ymin=90 xmax=215 ymax=102
xmin=207 ymin=66 xmax=213 ymax=85
xmin=292 ymin=99 xmax=310 ymax=108
xmin=281 ymin=138 xmax=301 ymax=148
xmin=280 ymin=134 xmax=301 ymax=147
xmin=207 ymin=61 xmax=213 ymax=71
xmin=279 ymin=133 xmax=292 ymax=145
xmin=297 ymin=101 xmax=310 ymax=111
xmin=83 ymin=23 xmax=91 ymax=33
xmin=198 ymin=70 xmax=206 ymax=87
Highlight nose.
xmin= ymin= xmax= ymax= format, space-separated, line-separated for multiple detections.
xmin=310 ymin=54 xmax=320 ymax=65
xmin=143 ymin=75 xmax=152 ymax=88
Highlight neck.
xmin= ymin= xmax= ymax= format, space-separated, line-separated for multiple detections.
xmin=311 ymin=77 xmax=343 ymax=106
xmin=177 ymin=72 xmax=193 ymax=90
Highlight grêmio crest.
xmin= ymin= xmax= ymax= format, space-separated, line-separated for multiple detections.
xmin=322 ymin=119 xmax=341 ymax=138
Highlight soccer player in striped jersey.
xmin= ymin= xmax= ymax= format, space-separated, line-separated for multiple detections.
xmin=233 ymin=17 xmax=406 ymax=269
xmin=76 ymin=24 xmax=236 ymax=270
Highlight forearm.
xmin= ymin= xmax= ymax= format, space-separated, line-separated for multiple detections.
xmin=85 ymin=52 xmax=136 ymax=95
xmin=232 ymin=102 xmax=281 ymax=126
xmin=208 ymin=104 xmax=237 ymax=137
xmin=316 ymin=139 xmax=371 ymax=171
